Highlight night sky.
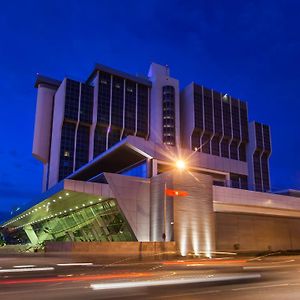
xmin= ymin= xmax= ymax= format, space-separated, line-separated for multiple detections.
xmin=0 ymin=1 xmax=299 ymax=214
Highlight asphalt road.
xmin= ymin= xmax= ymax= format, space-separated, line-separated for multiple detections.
xmin=1 ymin=253 xmax=300 ymax=299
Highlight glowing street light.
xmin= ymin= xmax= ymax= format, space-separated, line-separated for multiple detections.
xmin=175 ymin=160 xmax=186 ymax=170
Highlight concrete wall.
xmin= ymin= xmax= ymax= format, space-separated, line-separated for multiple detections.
xmin=213 ymin=185 xmax=300 ymax=217
xmin=48 ymin=79 xmax=66 ymax=188
xmin=32 ymin=84 xmax=56 ymax=164
xmin=173 ymin=171 xmax=215 ymax=257
xmin=104 ymin=173 xmax=151 ymax=241
xmin=148 ymin=63 xmax=180 ymax=146
xmin=216 ymin=212 xmax=300 ymax=252
xmin=45 ymin=241 xmax=176 ymax=258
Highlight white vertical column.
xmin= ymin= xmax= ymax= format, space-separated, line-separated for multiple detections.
xmin=120 ymin=78 xmax=126 ymax=139
xmin=73 ymin=83 xmax=82 ymax=171
xmin=219 ymin=93 xmax=225 ymax=156
xmin=146 ymin=87 xmax=150 ymax=140
xmin=106 ymin=74 xmax=113 ymax=150
xmin=199 ymin=86 xmax=205 ymax=151
xmin=89 ymin=71 xmax=99 ymax=161
xmin=134 ymin=83 xmax=138 ymax=136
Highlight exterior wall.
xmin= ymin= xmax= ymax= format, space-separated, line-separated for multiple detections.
xmin=32 ymin=84 xmax=56 ymax=163
xmin=150 ymin=173 xmax=174 ymax=242
xmin=173 ymin=171 xmax=215 ymax=257
xmin=213 ymin=185 xmax=300 ymax=217
xmin=148 ymin=63 xmax=180 ymax=146
xmin=216 ymin=212 xmax=300 ymax=252
xmin=180 ymin=83 xmax=249 ymax=188
xmin=180 ymin=83 xmax=194 ymax=148
xmin=89 ymin=71 xmax=99 ymax=161
xmin=104 ymin=173 xmax=151 ymax=241
xmin=48 ymin=79 xmax=66 ymax=188
xmin=45 ymin=241 xmax=176 ymax=258
xmin=247 ymin=121 xmax=272 ymax=191
xmin=150 ymin=171 xmax=215 ymax=257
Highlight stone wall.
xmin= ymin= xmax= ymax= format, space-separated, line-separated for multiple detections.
xmin=216 ymin=212 xmax=300 ymax=252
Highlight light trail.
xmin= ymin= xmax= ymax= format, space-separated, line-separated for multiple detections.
xmin=13 ymin=265 xmax=36 ymax=268
xmin=56 ymin=263 xmax=94 ymax=266
xmin=0 ymin=272 xmax=152 ymax=285
xmin=162 ymin=259 xmax=247 ymax=266
xmin=90 ymin=273 xmax=261 ymax=290
xmin=0 ymin=267 xmax=54 ymax=273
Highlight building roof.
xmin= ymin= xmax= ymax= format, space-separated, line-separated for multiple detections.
xmin=86 ymin=63 xmax=152 ymax=86
xmin=34 ymin=74 xmax=61 ymax=88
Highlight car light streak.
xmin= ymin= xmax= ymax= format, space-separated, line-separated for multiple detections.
xmin=90 ymin=273 xmax=261 ymax=290
xmin=0 ymin=272 xmax=152 ymax=285
xmin=13 ymin=265 xmax=36 ymax=268
xmin=0 ymin=267 xmax=54 ymax=273
xmin=56 ymin=263 xmax=94 ymax=266
xmin=162 ymin=259 xmax=247 ymax=266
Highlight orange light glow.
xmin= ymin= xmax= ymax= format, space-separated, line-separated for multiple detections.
xmin=165 ymin=189 xmax=189 ymax=197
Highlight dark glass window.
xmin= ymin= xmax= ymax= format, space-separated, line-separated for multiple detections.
xmin=108 ymin=128 xmax=121 ymax=148
xmin=97 ymin=72 xmax=111 ymax=126
xmin=136 ymin=85 xmax=149 ymax=138
xmin=59 ymin=122 xmax=76 ymax=180
xmin=111 ymin=76 xmax=124 ymax=128
xmin=162 ymin=85 xmax=176 ymax=146
xmin=80 ymin=84 xmax=93 ymax=124
xmin=253 ymin=150 xmax=262 ymax=191
xmin=75 ymin=125 xmax=89 ymax=170
xmin=230 ymin=173 xmax=240 ymax=189
xmin=230 ymin=140 xmax=238 ymax=160
xmin=222 ymin=100 xmax=231 ymax=138
xmin=203 ymin=88 xmax=213 ymax=133
xmin=124 ymin=80 xmax=136 ymax=134
xmin=263 ymin=125 xmax=271 ymax=152
xmin=211 ymin=136 xmax=220 ymax=156
xmin=201 ymin=133 xmax=211 ymax=154
xmin=191 ymin=131 xmax=200 ymax=151
xmin=255 ymin=122 xmax=263 ymax=150
xmin=194 ymin=84 xmax=204 ymax=131
xmin=213 ymin=91 xmax=222 ymax=135
xmin=231 ymin=99 xmax=240 ymax=139
xmin=239 ymin=142 xmax=247 ymax=162
xmin=240 ymin=101 xmax=249 ymax=142
xmin=221 ymin=138 xmax=229 ymax=158
xmin=240 ymin=175 xmax=248 ymax=190
xmin=121 ymin=162 xmax=147 ymax=178
xmin=261 ymin=153 xmax=270 ymax=191
xmin=65 ymin=79 xmax=80 ymax=121
xmin=94 ymin=126 xmax=107 ymax=157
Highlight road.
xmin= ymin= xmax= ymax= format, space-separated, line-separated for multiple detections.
xmin=0 ymin=253 xmax=300 ymax=299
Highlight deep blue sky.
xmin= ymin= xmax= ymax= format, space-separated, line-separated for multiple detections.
xmin=0 ymin=0 xmax=299 ymax=213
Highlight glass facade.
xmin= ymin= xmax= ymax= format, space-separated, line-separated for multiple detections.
xmin=59 ymin=122 xmax=76 ymax=180
xmin=192 ymin=84 xmax=248 ymax=162
xmin=121 ymin=162 xmax=147 ymax=178
xmin=162 ymin=85 xmax=176 ymax=146
xmin=3 ymin=198 xmax=136 ymax=245
xmin=80 ymin=83 xmax=93 ymax=124
xmin=65 ymin=79 xmax=80 ymax=121
xmin=75 ymin=125 xmax=90 ymax=170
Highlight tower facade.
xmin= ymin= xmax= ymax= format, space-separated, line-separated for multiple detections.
xmin=33 ymin=63 xmax=271 ymax=192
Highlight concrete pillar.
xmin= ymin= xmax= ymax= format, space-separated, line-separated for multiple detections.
xmin=23 ymin=225 xmax=39 ymax=245
xmin=173 ymin=171 xmax=215 ymax=257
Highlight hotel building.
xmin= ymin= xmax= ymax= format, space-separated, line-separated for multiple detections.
xmin=1 ymin=63 xmax=299 ymax=256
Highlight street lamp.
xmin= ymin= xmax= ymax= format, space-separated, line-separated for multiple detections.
xmin=175 ymin=159 xmax=186 ymax=170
